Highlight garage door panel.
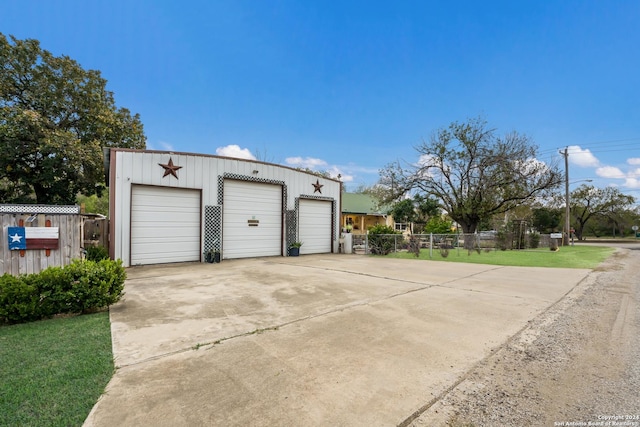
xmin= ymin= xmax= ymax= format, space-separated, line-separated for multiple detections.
xmin=132 ymin=223 xmax=200 ymax=234
xmin=131 ymin=186 xmax=201 ymax=265
xmin=132 ymin=242 xmax=198 ymax=254
xmin=299 ymin=199 xmax=332 ymax=254
xmin=132 ymin=210 xmax=200 ymax=219
xmin=131 ymin=235 xmax=198 ymax=244
xmin=223 ymin=180 xmax=282 ymax=259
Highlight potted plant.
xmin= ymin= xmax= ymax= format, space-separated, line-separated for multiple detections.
xmin=205 ymin=248 xmax=221 ymax=263
xmin=288 ymin=241 xmax=303 ymax=256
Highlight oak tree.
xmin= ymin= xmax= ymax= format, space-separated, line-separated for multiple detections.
xmin=568 ymin=184 xmax=636 ymax=240
xmin=0 ymin=33 xmax=146 ymax=204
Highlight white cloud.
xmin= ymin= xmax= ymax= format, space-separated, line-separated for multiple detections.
xmin=327 ymin=166 xmax=353 ymax=182
xmin=215 ymin=144 xmax=256 ymax=160
xmin=417 ymin=154 xmax=438 ymax=167
xmin=628 ymin=158 xmax=640 ymax=166
xmin=158 ymin=141 xmax=174 ymax=151
xmin=413 ymin=154 xmax=441 ymax=178
xmin=515 ymin=157 xmax=550 ymax=175
xmin=285 ymin=156 xmax=328 ymax=169
xmin=624 ymin=178 xmax=640 ymax=189
xmin=595 ymin=166 xmax=625 ymax=179
xmin=147 ymin=141 xmax=174 ymax=151
xmin=567 ymin=145 xmax=600 ymax=167
xmin=340 ymin=163 xmax=380 ymax=175
xmin=284 ymin=157 xmax=374 ymax=184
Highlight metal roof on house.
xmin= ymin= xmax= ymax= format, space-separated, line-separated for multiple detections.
xmin=341 ymin=193 xmax=388 ymax=216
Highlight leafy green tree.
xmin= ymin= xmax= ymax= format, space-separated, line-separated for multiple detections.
xmin=0 ymin=33 xmax=146 ymax=204
xmin=532 ymin=207 xmax=562 ymax=233
xmin=583 ymin=205 xmax=640 ymax=238
xmin=389 ymin=199 xmax=415 ymax=224
xmin=423 ymin=216 xmax=454 ymax=234
xmin=378 ymin=117 xmax=562 ymax=235
xmin=77 ymin=190 xmax=109 ymax=216
xmin=569 ymin=185 xmax=636 ymax=239
xmin=388 ymin=194 xmax=440 ymax=228
xmin=413 ymin=194 xmax=440 ymax=222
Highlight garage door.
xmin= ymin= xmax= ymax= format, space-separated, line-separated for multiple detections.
xmin=298 ymin=199 xmax=333 ymax=254
xmin=131 ymin=186 xmax=201 ymax=265
xmin=223 ymin=180 xmax=282 ymax=259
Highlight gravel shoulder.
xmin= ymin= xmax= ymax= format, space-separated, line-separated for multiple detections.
xmin=410 ymin=246 xmax=640 ymax=427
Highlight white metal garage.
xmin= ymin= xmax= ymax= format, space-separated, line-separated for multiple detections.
xmin=223 ymin=180 xmax=283 ymax=259
xmin=298 ymin=199 xmax=333 ymax=254
xmin=130 ymin=185 xmax=201 ymax=265
xmin=109 ymin=150 xmax=342 ymax=266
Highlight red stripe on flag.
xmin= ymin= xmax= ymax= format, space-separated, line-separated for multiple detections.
xmin=26 ymin=238 xmax=59 ymax=249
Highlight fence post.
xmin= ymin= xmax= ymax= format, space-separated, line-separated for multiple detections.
xmin=429 ymin=233 xmax=433 ymax=258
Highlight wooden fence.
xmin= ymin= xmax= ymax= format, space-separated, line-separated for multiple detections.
xmin=1 ymin=213 xmax=83 ymax=276
xmin=83 ymin=217 xmax=109 ymax=248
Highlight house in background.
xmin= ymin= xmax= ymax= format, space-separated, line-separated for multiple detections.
xmin=341 ymin=193 xmax=393 ymax=234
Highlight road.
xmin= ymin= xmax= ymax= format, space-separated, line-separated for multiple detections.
xmin=411 ymin=243 xmax=640 ymax=426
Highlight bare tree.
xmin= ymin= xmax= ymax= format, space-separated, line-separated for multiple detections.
xmin=378 ymin=117 xmax=562 ymax=235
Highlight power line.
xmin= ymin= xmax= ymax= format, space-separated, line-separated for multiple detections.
xmin=573 ymin=137 xmax=640 ymax=147
xmin=538 ymin=143 xmax=640 ymax=158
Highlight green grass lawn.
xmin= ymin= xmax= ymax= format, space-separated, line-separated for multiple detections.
xmin=0 ymin=312 xmax=114 ymax=427
xmin=385 ymin=245 xmax=615 ymax=269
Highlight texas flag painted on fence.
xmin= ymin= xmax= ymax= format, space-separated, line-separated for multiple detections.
xmin=8 ymin=227 xmax=59 ymax=250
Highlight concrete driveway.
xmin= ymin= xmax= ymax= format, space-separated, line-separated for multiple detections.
xmin=84 ymin=255 xmax=590 ymax=426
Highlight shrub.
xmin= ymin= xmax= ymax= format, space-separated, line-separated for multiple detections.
xmin=32 ymin=266 xmax=72 ymax=317
xmin=85 ymin=245 xmax=109 ymax=261
xmin=528 ymin=232 xmax=541 ymax=249
xmin=495 ymin=229 xmax=509 ymax=251
xmin=0 ymin=259 xmax=126 ymax=325
xmin=408 ymin=235 xmax=421 ymax=257
xmin=0 ymin=274 xmax=39 ymax=324
xmin=367 ymin=224 xmax=399 ymax=255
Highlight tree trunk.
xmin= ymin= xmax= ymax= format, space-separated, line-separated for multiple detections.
xmin=32 ymin=183 xmax=49 ymax=205
xmin=458 ymin=221 xmax=478 ymax=250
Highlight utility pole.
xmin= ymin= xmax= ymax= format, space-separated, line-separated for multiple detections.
xmin=560 ymin=147 xmax=570 ymax=246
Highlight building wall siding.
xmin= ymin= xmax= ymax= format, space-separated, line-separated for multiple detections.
xmin=110 ymin=149 xmax=342 ymax=266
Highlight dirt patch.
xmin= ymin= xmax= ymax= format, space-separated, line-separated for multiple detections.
xmin=410 ymin=248 xmax=640 ymax=426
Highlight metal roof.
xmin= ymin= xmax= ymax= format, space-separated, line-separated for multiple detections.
xmin=341 ymin=193 xmax=388 ymax=215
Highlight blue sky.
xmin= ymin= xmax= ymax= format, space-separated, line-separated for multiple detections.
xmin=2 ymin=0 xmax=640 ymax=194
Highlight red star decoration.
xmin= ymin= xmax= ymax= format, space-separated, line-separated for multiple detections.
xmin=159 ymin=157 xmax=182 ymax=179
xmin=312 ymin=179 xmax=323 ymax=194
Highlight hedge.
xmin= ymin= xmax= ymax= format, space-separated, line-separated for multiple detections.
xmin=0 ymin=259 xmax=126 ymax=325
xmin=367 ymin=224 xmax=400 ymax=255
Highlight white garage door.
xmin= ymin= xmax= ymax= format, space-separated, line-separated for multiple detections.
xmin=298 ymin=199 xmax=333 ymax=254
xmin=223 ymin=180 xmax=282 ymax=259
xmin=131 ymin=186 xmax=201 ymax=265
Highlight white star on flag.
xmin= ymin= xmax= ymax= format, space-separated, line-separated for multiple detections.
xmin=10 ymin=233 xmax=22 ymax=243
